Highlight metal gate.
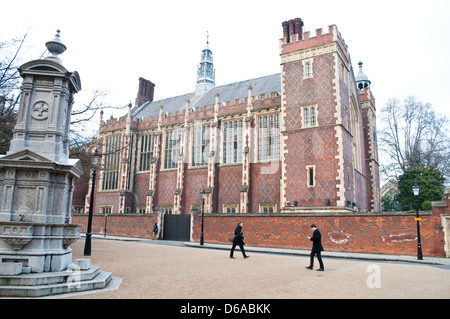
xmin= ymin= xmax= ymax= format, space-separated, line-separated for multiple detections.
xmin=163 ymin=214 xmax=191 ymax=241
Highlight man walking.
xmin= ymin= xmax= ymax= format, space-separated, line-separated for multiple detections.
xmin=230 ymin=222 xmax=249 ymax=259
xmin=306 ymin=224 xmax=324 ymax=271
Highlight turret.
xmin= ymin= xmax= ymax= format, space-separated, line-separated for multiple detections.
xmin=356 ymin=61 xmax=371 ymax=90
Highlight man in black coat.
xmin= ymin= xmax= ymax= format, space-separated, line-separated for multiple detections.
xmin=306 ymin=224 xmax=324 ymax=271
xmin=230 ymin=222 xmax=249 ymax=259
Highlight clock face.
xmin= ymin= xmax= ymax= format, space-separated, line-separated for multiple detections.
xmin=31 ymin=101 xmax=49 ymax=120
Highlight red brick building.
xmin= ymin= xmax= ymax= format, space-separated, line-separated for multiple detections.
xmin=74 ymin=18 xmax=394 ymax=249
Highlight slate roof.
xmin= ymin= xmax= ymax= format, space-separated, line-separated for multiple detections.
xmin=131 ymin=73 xmax=281 ymax=119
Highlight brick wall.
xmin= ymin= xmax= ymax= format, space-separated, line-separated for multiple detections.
xmin=217 ymin=165 xmax=241 ymax=211
xmin=73 ymin=213 xmax=158 ymax=238
xmin=191 ymin=209 xmax=447 ymax=257
xmin=284 ymin=128 xmax=339 ymax=208
xmin=73 ymin=202 xmax=447 ymax=257
xmin=250 ymin=162 xmax=281 ymax=213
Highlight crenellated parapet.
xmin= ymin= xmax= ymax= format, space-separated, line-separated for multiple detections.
xmin=100 ymin=89 xmax=281 ymax=133
xmin=280 ymin=23 xmax=350 ymax=68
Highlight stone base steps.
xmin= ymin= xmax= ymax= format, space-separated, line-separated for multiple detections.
xmin=0 ymin=265 xmax=112 ymax=297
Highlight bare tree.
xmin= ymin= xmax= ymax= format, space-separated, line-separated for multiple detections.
xmin=69 ymin=89 xmax=127 ymax=143
xmin=379 ymin=95 xmax=450 ymax=183
xmin=0 ymin=34 xmax=27 ymax=154
xmin=0 ymin=33 xmax=127 ymax=153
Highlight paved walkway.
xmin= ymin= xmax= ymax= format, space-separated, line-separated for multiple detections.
xmin=89 ymin=234 xmax=450 ymax=266
xmin=60 ymin=235 xmax=450 ymax=300
xmin=185 ymin=241 xmax=450 ymax=266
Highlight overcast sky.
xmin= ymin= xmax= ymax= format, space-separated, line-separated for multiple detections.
xmin=2 ymin=0 xmax=449 ymax=136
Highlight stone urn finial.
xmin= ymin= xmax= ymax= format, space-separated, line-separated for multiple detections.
xmin=45 ymin=30 xmax=67 ymax=62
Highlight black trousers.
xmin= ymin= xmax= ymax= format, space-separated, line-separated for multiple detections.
xmin=230 ymin=242 xmax=247 ymax=257
xmin=309 ymin=251 xmax=324 ymax=269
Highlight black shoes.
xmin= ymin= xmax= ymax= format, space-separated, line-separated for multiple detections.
xmin=305 ymin=266 xmax=324 ymax=271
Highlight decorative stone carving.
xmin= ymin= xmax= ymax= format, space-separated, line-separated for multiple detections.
xmin=63 ymin=224 xmax=81 ymax=249
xmin=0 ymin=223 xmax=33 ymax=250
xmin=31 ymin=101 xmax=49 ymax=120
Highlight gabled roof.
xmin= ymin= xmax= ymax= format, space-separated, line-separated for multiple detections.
xmin=131 ymin=73 xmax=281 ymax=119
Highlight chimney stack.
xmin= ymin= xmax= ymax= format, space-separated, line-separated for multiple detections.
xmin=282 ymin=18 xmax=304 ymax=43
xmin=135 ymin=77 xmax=155 ymax=107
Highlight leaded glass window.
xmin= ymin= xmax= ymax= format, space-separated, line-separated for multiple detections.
xmin=223 ymin=119 xmax=243 ymax=164
xmin=164 ymin=129 xmax=181 ymax=169
xmin=102 ymin=135 xmax=122 ymax=190
xmin=139 ymin=133 xmax=155 ymax=171
xmin=192 ymin=124 xmax=210 ymax=166
xmin=258 ymin=114 xmax=280 ymax=161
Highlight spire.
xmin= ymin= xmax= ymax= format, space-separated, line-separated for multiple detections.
xmin=195 ymin=31 xmax=215 ymax=95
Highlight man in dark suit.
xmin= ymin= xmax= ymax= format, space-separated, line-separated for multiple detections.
xmin=306 ymin=224 xmax=324 ymax=271
xmin=230 ymin=222 xmax=249 ymax=259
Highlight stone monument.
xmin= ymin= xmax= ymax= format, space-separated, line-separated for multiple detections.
xmin=0 ymin=31 xmax=112 ymax=297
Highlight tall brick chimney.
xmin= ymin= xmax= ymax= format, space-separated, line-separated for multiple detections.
xmin=135 ymin=77 xmax=155 ymax=107
xmin=282 ymin=18 xmax=304 ymax=43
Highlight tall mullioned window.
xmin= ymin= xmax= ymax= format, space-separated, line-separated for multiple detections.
xmin=164 ymin=129 xmax=181 ymax=169
xmin=192 ymin=124 xmax=210 ymax=166
xmin=258 ymin=114 xmax=280 ymax=161
xmin=102 ymin=134 xmax=122 ymax=190
xmin=223 ymin=119 xmax=243 ymax=164
xmin=139 ymin=133 xmax=155 ymax=171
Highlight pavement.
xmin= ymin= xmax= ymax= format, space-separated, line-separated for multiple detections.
xmin=50 ymin=234 xmax=450 ymax=301
xmin=185 ymin=241 xmax=450 ymax=266
xmin=87 ymin=234 xmax=450 ymax=266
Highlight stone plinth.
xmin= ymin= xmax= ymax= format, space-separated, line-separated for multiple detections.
xmin=0 ymin=149 xmax=82 ymax=273
xmin=0 ymin=222 xmax=80 ymax=273
xmin=0 ymin=259 xmax=112 ymax=297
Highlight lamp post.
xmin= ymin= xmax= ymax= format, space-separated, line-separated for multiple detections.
xmin=84 ymin=148 xmax=102 ymax=256
xmin=412 ymin=182 xmax=423 ymax=260
xmin=200 ymin=189 xmax=206 ymax=246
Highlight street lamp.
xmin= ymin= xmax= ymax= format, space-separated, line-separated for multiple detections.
xmin=200 ymin=189 xmax=206 ymax=246
xmin=84 ymin=148 xmax=102 ymax=256
xmin=412 ymin=182 xmax=423 ymax=260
